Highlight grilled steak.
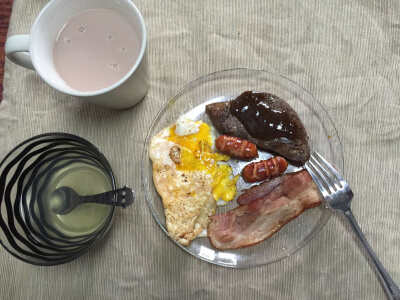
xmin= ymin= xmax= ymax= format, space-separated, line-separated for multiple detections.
xmin=205 ymin=91 xmax=310 ymax=165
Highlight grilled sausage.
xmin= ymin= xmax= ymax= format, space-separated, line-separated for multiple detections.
xmin=215 ymin=135 xmax=258 ymax=159
xmin=241 ymin=156 xmax=288 ymax=182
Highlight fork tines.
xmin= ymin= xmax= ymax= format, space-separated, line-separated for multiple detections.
xmin=305 ymin=152 xmax=345 ymax=198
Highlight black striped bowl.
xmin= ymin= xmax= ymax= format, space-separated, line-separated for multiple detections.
xmin=0 ymin=133 xmax=116 ymax=265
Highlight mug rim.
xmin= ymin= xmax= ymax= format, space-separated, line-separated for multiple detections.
xmin=29 ymin=0 xmax=147 ymax=98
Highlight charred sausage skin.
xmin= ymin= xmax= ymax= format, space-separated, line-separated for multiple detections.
xmin=242 ymin=156 xmax=288 ymax=182
xmin=215 ymin=135 xmax=258 ymax=160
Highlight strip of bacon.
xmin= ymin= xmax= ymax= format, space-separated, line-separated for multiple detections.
xmin=236 ymin=176 xmax=283 ymax=205
xmin=207 ymin=170 xmax=322 ymax=250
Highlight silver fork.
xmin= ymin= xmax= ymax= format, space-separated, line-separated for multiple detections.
xmin=305 ymin=152 xmax=400 ymax=300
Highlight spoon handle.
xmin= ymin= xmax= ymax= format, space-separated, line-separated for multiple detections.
xmin=82 ymin=187 xmax=135 ymax=208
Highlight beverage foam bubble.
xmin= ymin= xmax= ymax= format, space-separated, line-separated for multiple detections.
xmin=108 ymin=63 xmax=120 ymax=71
xmin=77 ymin=25 xmax=87 ymax=33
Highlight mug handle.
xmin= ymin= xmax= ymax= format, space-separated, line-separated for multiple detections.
xmin=5 ymin=34 xmax=34 ymax=70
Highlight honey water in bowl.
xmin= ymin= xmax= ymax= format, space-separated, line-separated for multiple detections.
xmin=0 ymin=133 xmax=116 ymax=265
xmin=40 ymin=160 xmax=113 ymax=237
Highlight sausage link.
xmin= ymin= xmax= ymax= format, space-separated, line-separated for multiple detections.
xmin=215 ymin=135 xmax=258 ymax=159
xmin=241 ymin=156 xmax=288 ymax=182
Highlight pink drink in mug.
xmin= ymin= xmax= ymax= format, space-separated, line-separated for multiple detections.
xmin=5 ymin=0 xmax=147 ymax=109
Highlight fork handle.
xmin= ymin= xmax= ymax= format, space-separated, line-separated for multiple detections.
xmin=344 ymin=209 xmax=400 ymax=300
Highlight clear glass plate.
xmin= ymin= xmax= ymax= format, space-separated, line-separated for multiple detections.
xmin=142 ymin=68 xmax=344 ymax=268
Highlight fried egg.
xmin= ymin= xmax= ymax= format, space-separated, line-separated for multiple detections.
xmin=149 ymin=120 xmax=238 ymax=246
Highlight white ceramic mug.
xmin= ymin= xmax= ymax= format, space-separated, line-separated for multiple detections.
xmin=5 ymin=0 xmax=148 ymax=109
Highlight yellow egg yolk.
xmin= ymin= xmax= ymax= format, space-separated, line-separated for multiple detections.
xmin=168 ymin=122 xmax=238 ymax=202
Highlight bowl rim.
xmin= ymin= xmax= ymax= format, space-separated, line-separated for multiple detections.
xmin=142 ymin=67 xmax=344 ymax=268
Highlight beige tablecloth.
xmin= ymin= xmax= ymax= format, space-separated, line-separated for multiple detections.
xmin=1 ymin=0 xmax=400 ymax=299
